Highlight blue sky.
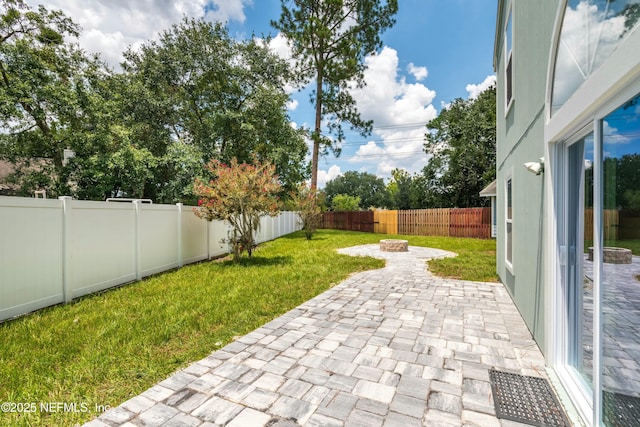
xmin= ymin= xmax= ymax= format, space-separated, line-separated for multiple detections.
xmin=26 ymin=0 xmax=498 ymax=186
xmin=228 ymin=1 xmax=498 ymax=186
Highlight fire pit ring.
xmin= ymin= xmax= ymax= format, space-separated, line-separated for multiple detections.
xmin=588 ymin=247 xmax=632 ymax=264
xmin=380 ymin=239 xmax=408 ymax=252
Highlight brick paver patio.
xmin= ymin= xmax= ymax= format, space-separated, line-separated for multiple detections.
xmin=85 ymin=244 xmax=550 ymax=427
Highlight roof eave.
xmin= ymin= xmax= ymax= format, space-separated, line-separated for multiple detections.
xmin=479 ymin=179 xmax=497 ymax=197
xmin=493 ymin=0 xmax=505 ymax=72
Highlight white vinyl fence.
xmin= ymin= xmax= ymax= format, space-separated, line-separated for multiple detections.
xmin=0 ymin=196 xmax=301 ymax=322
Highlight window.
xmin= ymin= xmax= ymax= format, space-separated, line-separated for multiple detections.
xmin=506 ymin=177 xmax=513 ymax=268
xmin=505 ymin=6 xmax=513 ymax=109
xmin=551 ymin=0 xmax=640 ymax=115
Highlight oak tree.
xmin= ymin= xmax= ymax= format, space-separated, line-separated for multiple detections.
xmin=122 ymin=18 xmax=308 ymax=203
xmin=323 ymin=170 xmax=389 ymax=209
xmin=422 ymin=85 xmax=496 ymax=208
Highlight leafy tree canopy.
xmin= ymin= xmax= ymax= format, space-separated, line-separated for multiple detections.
xmin=422 ymin=84 xmax=496 ymax=208
xmin=331 ymin=193 xmax=361 ymax=211
xmin=0 ymin=0 xmax=104 ymax=196
xmin=120 ymin=18 xmax=308 ymax=203
xmin=323 ymin=170 xmax=389 ymax=209
xmin=603 ymin=154 xmax=640 ymax=210
xmin=0 ymin=4 xmax=308 ymax=203
xmin=386 ymin=168 xmax=430 ymax=210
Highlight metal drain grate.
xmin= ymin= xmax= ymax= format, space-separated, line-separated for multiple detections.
xmin=489 ymin=369 xmax=570 ymax=427
xmin=603 ymin=391 xmax=640 ymax=427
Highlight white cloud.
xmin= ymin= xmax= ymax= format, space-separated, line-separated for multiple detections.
xmin=26 ymin=0 xmax=251 ymax=69
xmin=317 ymin=165 xmax=342 ymax=188
xmin=355 ymin=141 xmax=384 ymax=157
xmin=352 ymin=47 xmax=436 ymax=127
xmin=205 ymin=0 xmax=251 ymax=24
xmin=286 ymin=99 xmax=299 ymax=111
xmin=465 ymin=74 xmax=496 ymax=99
xmin=603 ymin=120 xmax=633 ymax=145
xmin=348 ymin=46 xmax=437 ymax=178
xmin=267 ymin=32 xmax=294 ymax=62
xmin=407 ymin=63 xmax=428 ymax=81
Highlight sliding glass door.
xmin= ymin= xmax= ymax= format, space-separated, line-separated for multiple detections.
xmin=557 ymin=92 xmax=640 ymax=426
xmin=557 ymin=131 xmax=595 ymax=420
xmin=600 ymin=94 xmax=640 ymax=427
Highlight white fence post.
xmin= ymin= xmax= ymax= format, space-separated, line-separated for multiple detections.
xmin=177 ymin=203 xmax=183 ymax=267
xmin=206 ymin=220 xmax=211 ymax=260
xmin=58 ymin=196 xmax=73 ymax=303
xmin=134 ymin=200 xmax=142 ymax=281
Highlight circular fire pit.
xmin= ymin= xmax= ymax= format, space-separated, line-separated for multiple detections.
xmin=380 ymin=239 xmax=408 ymax=252
xmin=588 ymin=247 xmax=632 ymax=264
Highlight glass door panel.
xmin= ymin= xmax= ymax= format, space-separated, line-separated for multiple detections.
xmin=601 ymin=93 xmax=640 ymax=426
xmin=566 ymin=134 xmax=595 ymax=392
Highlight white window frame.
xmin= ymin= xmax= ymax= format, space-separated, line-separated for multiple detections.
xmin=551 ymin=128 xmax=595 ymax=426
xmin=504 ymin=3 xmax=514 ymax=115
xmin=505 ymin=173 xmax=514 ymax=273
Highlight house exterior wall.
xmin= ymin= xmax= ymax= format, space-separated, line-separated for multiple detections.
xmin=495 ymin=0 xmax=558 ymax=355
xmin=496 ymin=1 xmax=640 ymax=424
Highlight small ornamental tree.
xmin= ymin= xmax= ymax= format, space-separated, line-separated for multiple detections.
xmin=291 ymin=185 xmax=324 ymax=240
xmin=194 ymin=158 xmax=281 ymax=261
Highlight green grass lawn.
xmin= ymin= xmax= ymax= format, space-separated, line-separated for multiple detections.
xmin=0 ymin=229 xmax=496 ymax=426
xmin=604 ymin=239 xmax=640 ymax=255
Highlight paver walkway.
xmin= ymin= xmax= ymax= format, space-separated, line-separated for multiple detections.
xmin=86 ymin=244 xmax=549 ymax=427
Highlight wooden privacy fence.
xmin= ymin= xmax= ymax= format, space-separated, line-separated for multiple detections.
xmin=584 ymin=209 xmax=619 ymax=241
xmin=374 ymin=210 xmax=398 ymax=234
xmin=450 ymin=208 xmax=492 ymax=239
xmin=398 ymin=209 xmax=450 ymax=236
xmin=323 ymin=207 xmax=492 ymax=239
xmin=619 ymin=210 xmax=640 ymax=239
xmin=322 ymin=211 xmax=374 ymax=232
xmin=584 ymin=209 xmax=640 ymax=240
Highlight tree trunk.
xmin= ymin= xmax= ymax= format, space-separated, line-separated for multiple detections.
xmin=311 ymin=71 xmax=323 ymax=190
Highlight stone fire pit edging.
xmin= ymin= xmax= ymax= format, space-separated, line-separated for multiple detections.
xmin=379 ymin=239 xmax=408 ymax=252
xmin=588 ymin=247 xmax=633 ymax=264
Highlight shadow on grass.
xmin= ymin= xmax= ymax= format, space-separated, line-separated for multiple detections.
xmin=220 ymin=255 xmax=292 ymax=267
xmin=278 ymin=232 xmax=328 ymax=241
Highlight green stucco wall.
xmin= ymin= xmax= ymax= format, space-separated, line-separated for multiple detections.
xmin=495 ymin=0 xmax=559 ymax=356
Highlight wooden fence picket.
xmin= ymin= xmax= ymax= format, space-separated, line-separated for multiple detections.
xmin=323 ymin=207 xmax=492 ymax=239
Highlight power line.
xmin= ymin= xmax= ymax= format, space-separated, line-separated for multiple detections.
xmin=339 ymin=136 xmax=426 ymax=147
xmin=368 ymin=122 xmax=427 ymax=130
xmin=337 ymin=150 xmax=427 ymax=159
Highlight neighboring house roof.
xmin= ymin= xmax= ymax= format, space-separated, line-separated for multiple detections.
xmin=479 ymin=179 xmax=497 ymax=197
xmin=0 ymin=160 xmax=15 ymax=191
xmin=0 ymin=158 xmax=53 ymax=194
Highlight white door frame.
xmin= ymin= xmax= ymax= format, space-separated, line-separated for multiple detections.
xmin=544 ymin=11 xmax=640 ymax=426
